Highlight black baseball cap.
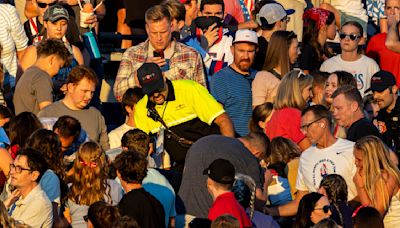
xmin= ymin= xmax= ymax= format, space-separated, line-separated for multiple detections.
xmin=137 ymin=63 xmax=165 ymax=95
xmin=366 ymin=70 xmax=396 ymax=92
xmin=203 ymin=158 xmax=235 ymax=184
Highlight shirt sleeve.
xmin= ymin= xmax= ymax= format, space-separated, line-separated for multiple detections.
xmin=98 ymin=113 xmax=110 ymax=151
xmin=210 ymin=74 xmax=228 ymax=105
xmin=192 ymin=51 xmax=207 ymax=88
xmin=34 ymin=75 xmax=53 ymax=104
xmin=295 ymin=156 xmax=308 ymax=191
xmin=190 ymin=81 xmax=225 ymax=125
xmin=114 ymin=49 xmax=141 ymax=101
xmin=40 ymin=171 xmax=61 ymax=204
xmin=9 ymin=5 xmax=28 ymax=52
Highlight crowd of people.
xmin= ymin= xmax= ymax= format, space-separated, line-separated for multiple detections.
xmin=1 ymin=0 xmax=400 ymax=227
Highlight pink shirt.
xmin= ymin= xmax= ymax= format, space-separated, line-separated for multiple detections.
xmin=265 ymin=107 xmax=305 ymax=144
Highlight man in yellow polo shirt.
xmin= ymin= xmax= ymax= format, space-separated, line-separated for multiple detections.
xmin=134 ymin=63 xmax=234 ymax=172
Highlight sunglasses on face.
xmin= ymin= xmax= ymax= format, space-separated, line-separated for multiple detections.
xmin=37 ymin=1 xmax=57 ymax=8
xmin=339 ymin=33 xmax=361 ymax=41
xmin=315 ymin=205 xmax=332 ymax=214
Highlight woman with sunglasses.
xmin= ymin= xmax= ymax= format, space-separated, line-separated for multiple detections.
xmin=293 ymin=192 xmax=332 ymax=228
xmin=318 ymin=174 xmax=353 ymax=228
xmin=64 ymin=142 xmax=123 ymax=228
xmin=20 ymin=4 xmax=84 ymax=100
xmin=252 ymin=31 xmax=300 ymax=106
xmin=299 ymin=8 xmax=336 ymax=74
xmin=353 ymin=135 xmax=400 ymax=227
xmin=264 ymin=69 xmax=313 ymax=151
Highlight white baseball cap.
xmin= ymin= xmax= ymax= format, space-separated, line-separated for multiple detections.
xmin=256 ymin=3 xmax=295 ymax=25
xmin=233 ymin=29 xmax=258 ymax=46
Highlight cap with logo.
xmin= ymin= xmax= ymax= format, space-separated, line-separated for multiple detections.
xmin=203 ymin=158 xmax=235 ymax=184
xmin=43 ymin=4 xmax=69 ymax=22
xmin=233 ymin=29 xmax=258 ymax=46
xmin=366 ymin=70 xmax=396 ymax=92
xmin=137 ymin=63 xmax=165 ymax=95
xmin=256 ymin=2 xmax=295 ymax=26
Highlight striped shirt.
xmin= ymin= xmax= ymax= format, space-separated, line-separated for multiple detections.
xmin=210 ymin=66 xmax=255 ymax=136
xmin=0 ymin=4 xmax=28 ymax=85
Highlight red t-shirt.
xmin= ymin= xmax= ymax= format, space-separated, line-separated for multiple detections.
xmin=366 ymin=33 xmax=400 ymax=87
xmin=265 ymin=107 xmax=305 ymax=144
xmin=208 ymin=192 xmax=252 ymax=228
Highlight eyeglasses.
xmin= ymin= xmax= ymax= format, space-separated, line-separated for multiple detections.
xmin=300 ymin=118 xmax=323 ymax=131
xmin=339 ymin=33 xmax=361 ymax=41
xmin=37 ymin=1 xmax=57 ymax=8
xmin=281 ymin=17 xmax=290 ymax=23
xmin=9 ymin=164 xmax=31 ymax=174
xmin=83 ymin=215 xmax=89 ymax=222
xmin=314 ymin=205 xmax=332 ymax=214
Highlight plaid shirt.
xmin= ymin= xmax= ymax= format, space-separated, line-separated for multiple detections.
xmin=114 ymin=40 xmax=206 ymax=101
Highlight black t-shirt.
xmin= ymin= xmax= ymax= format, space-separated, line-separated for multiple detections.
xmin=299 ymin=43 xmax=323 ymax=72
xmin=375 ymin=97 xmax=400 ymax=152
xmin=123 ymin=0 xmax=163 ymax=29
xmin=252 ymin=36 xmax=268 ymax=71
xmin=346 ymin=117 xmax=381 ymax=142
xmin=118 ymin=188 xmax=165 ymax=228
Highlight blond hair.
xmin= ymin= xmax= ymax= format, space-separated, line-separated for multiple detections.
xmin=68 ymin=142 xmax=111 ymax=206
xmin=354 ymin=136 xmax=400 ymax=211
xmin=274 ymin=70 xmax=313 ymax=110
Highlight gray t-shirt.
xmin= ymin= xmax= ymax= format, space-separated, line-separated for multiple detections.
xmin=178 ymin=135 xmax=262 ymax=218
xmin=38 ymin=100 xmax=110 ymax=150
xmin=13 ymin=66 xmax=53 ymax=115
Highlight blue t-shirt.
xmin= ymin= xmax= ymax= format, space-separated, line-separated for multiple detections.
xmin=39 ymin=169 xmax=60 ymax=204
xmin=142 ymin=168 xmax=176 ymax=227
xmin=210 ymin=66 xmax=256 ymax=136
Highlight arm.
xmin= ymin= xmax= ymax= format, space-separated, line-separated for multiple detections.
xmin=117 ymin=8 xmax=132 ymax=49
xmin=9 ymin=5 xmax=28 ymax=54
xmin=298 ymin=138 xmax=312 ymax=151
xmin=213 ymin=113 xmax=235 ymax=137
xmin=0 ymin=148 xmax=12 ymax=176
xmin=24 ymin=0 xmax=39 ymax=19
xmin=72 ymin=45 xmax=84 ymax=65
xmin=39 ymin=101 xmax=52 ymax=110
xmin=385 ymin=14 xmax=400 ymax=53
xmin=266 ymin=190 xmax=309 ymax=217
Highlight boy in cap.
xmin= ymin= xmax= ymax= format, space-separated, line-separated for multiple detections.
xmin=369 ymin=70 xmax=400 ymax=154
xmin=133 ymin=63 xmax=234 ymax=172
xmin=204 ymin=158 xmax=251 ymax=228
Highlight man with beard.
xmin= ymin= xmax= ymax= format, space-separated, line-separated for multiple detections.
xmin=210 ymin=29 xmax=258 ymax=136
xmin=369 ymin=71 xmax=400 ymax=154
xmin=134 ymin=63 xmax=234 ymax=172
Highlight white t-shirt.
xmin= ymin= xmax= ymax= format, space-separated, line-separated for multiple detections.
xmin=330 ymin=0 xmax=368 ymax=22
xmin=296 ymin=138 xmax=357 ymax=200
xmin=108 ymin=123 xmax=135 ymax=149
xmin=320 ymin=55 xmax=380 ymax=96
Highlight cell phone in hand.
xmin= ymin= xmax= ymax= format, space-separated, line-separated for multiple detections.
xmin=153 ymin=50 xmax=164 ymax=58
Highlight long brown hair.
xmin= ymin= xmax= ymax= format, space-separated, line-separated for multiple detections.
xmin=262 ymin=31 xmax=297 ymax=76
xmin=68 ymin=142 xmax=111 ymax=206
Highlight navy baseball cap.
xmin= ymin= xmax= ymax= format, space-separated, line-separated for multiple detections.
xmin=366 ymin=70 xmax=396 ymax=92
xmin=137 ymin=63 xmax=165 ymax=95
xmin=203 ymin=158 xmax=235 ymax=184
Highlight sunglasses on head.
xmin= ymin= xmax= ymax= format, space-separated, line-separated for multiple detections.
xmin=37 ymin=1 xmax=57 ymax=8
xmin=339 ymin=33 xmax=361 ymax=41
xmin=315 ymin=205 xmax=332 ymax=213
